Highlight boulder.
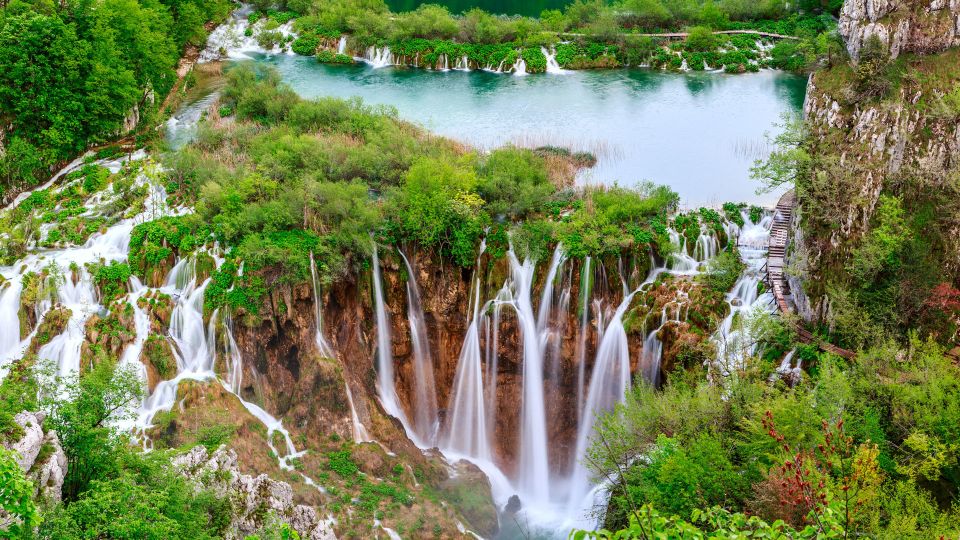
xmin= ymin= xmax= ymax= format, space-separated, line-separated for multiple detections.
xmin=2 ymin=411 xmax=67 ymax=504
xmin=174 ymin=445 xmax=336 ymax=540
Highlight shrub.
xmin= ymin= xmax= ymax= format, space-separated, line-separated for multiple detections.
xmin=291 ymin=35 xmax=320 ymax=55
xmin=685 ymin=26 xmax=717 ymax=52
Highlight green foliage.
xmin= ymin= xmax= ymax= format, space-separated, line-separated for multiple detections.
xmin=685 ymin=26 xmax=718 ymax=52
xmin=38 ymin=360 xmax=145 ymax=501
xmin=316 ymin=50 xmax=355 ymax=64
xmin=0 ymin=0 xmax=231 ymax=192
xmin=0 ymin=446 xmax=38 ymax=536
xmin=573 ymin=503 xmax=844 ymax=539
xmin=722 ymin=202 xmax=745 ymax=227
xmin=326 ymin=449 xmax=359 ymax=478
xmin=389 ymin=157 xmax=485 ymax=266
xmin=144 ymin=334 xmax=176 ymax=380
xmin=585 ymin=332 xmax=960 ymax=539
xmin=129 ymin=215 xmax=207 ymax=279
xmin=477 ymin=147 xmax=552 ymax=218
xmin=700 ymin=250 xmax=745 ymax=292
xmin=291 ymin=35 xmax=320 ymax=55
xmin=750 ymin=113 xmax=810 ymax=192
xmin=90 ymin=261 xmax=132 ymax=304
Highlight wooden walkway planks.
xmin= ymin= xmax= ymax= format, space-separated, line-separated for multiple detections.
xmin=767 ymin=190 xmax=857 ymax=360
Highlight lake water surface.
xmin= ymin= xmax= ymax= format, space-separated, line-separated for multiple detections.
xmin=235 ymin=54 xmax=807 ymax=206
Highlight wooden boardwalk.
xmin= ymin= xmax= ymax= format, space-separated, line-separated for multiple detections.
xmin=767 ymin=190 xmax=857 ymax=360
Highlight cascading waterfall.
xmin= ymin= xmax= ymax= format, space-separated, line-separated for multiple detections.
xmin=513 ymin=55 xmax=528 ymax=76
xmin=398 ymin=249 xmax=439 ymax=445
xmin=454 ymin=55 xmax=470 ymax=71
xmin=364 ymin=46 xmax=394 ymax=68
xmin=567 ymin=290 xmax=637 ymax=511
xmin=0 ymin=132 xmax=782 ymax=538
xmin=542 ymin=47 xmax=565 ymax=74
xmin=344 ymin=379 xmax=372 ymax=443
xmin=309 ymin=252 xmax=335 ymax=359
xmin=710 ymin=211 xmax=775 ymax=376
xmin=504 ymin=247 xmax=551 ymax=502
xmin=371 ymin=243 xmax=413 ymax=434
xmin=0 ymin=281 xmax=24 ymax=367
xmin=693 ymin=232 xmax=720 ymax=262
xmin=444 ymin=249 xmax=491 ymax=459
xmin=198 ymin=5 xmax=294 ymax=62
xmin=575 ymin=256 xmax=592 ymax=420
xmin=483 ymin=289 xmax=502 ymax=450
xmin=337 ymin=36 xmax=347 ymax=55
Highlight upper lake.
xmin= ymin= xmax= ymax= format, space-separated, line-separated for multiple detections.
xmin=199 ymin=54 xmax=808 ymax=206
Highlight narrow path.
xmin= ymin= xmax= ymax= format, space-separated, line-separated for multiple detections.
xmin=767 ymin=190 xmax=856 ymax=360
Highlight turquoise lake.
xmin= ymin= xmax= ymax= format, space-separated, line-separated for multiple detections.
xmin=226 ymin=55 xmax=807 ymax=206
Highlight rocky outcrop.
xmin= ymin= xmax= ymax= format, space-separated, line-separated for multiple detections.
xmin=174 ymin=445 xmax=336 ymax=540
xmin=802 ymin=73 xmax=960 ymax=245
xmin=2 ymin=411 xmax=67 ymax=505
xmin=796 ymin=0 xmax=960 ymax=333
xmin=840 ymin=0 xmax=960 ymax=60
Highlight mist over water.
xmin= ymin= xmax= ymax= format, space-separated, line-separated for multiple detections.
xmin=245 ymin=54 xmax=806 ymax=206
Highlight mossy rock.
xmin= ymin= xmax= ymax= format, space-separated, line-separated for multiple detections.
xmin=27 ymin=305 xmax=72 ymax=354
xmin=141 ymin=333 xmax=177 ymax=391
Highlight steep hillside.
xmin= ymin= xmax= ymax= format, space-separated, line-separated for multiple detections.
xmin=788 ymin=0 xmax=960 ymax=348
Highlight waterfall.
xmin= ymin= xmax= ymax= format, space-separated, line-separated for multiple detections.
xmin=575 ymin=256 xmax=592 ymax=420
xmin=710 ymin=211 xmax=774 ymax=376
xmin=454 ymin=55 xmax=470 ymax=71
xmin=513 ymin=55 xmax=527 ymax=76
xmin=483 ymin=290 xmax=501 ymax=450
xmin=443 ymin=266 xmax=490 ymax=459
xmin=0 ymin=280 xmax=23 ymax=366
xmin=371 ymin=244 xmax=404 ymax=422
xmin=667 ymin=230 xmax=699 ymax=274
xmin=309 ymin=252 xmax=335 ymax=359
xmin=344 ymin=379 xmax=372 ymax=443
xmin=198 ymin=5 xmax=292 ymax=62
xmin=337 ymin=36 xmax=347 ymax=55
xmin=693 ymin=232 xmax=719 ymax=262
xmin=541 ymin=47 xmax=565 ymax=74
xmin=365 ymin=46 xmax=393 ymax=68
xmin=504 ymin=247 xmax=550 ymax=502
xmin=567 ymin=291 xmax=636 ymax=511
xmin=222 ymin=313 xmax=244 ymax=393
xmin=398 ymin=249 xmax=439 ymax=445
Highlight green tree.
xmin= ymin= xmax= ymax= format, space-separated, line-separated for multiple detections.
xmin=38 ymin=361 xmax=144 ymax=500
xmin=0 ymin=446 xmax=38 ymax=537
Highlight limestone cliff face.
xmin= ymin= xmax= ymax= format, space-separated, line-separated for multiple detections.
xmin=2 ymin=411 xmax=68 ymax=505
xmin=174 ymin=445 xmax=336 ymax=540
xmin=840 ymin=0 xmax=960 ymax=60
xmin=802 ymin=72 xmax=960 ymax=241
xmin=796 ymin=0 xmax=960 ymax=325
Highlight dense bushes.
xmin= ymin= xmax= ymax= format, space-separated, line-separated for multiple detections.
xmin=0 ymin=357 xmax=236 ymax=538
xmin=588 ymin=337 xmax=960 ymax=537
xmin=159 ymin=65 xmax=678 ymax=318
xmin=0 ymin=0 xmax=232 ymax=197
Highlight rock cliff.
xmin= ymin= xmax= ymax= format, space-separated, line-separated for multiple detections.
xmin=174 ymin=445 xmax=336 ymax=540
xmin=796 ymin=0 xmax=960 ymax=334
xmin=2 ymin=411 xmax=67 ymax=505
xmin=840 ymin=0 xmax=960 ymax=60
